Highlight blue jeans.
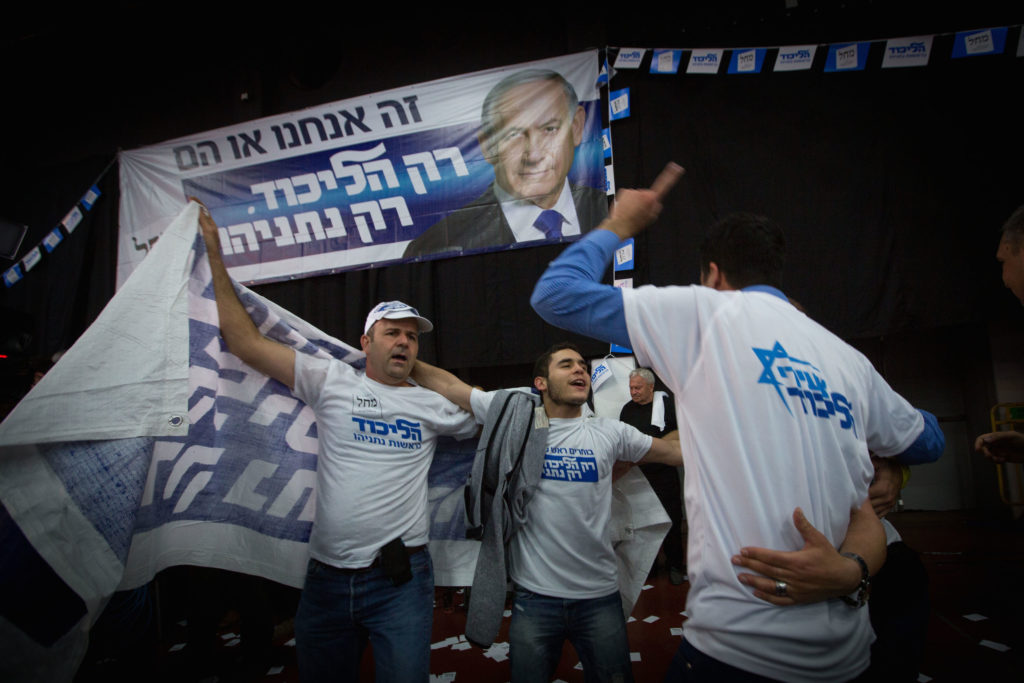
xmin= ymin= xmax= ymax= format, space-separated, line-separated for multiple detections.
xmin=295 ymin=550 xmax=434 ymax=683
xmin=509 ymin=586 xmax=633 ymax=683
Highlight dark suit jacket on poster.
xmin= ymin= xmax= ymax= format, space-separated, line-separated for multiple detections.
xmin=403 ymin=183 xmax=608 ymax=258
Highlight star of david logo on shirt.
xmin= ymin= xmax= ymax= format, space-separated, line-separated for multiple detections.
xmin=752 ymin=341 xmax=820 ymax=416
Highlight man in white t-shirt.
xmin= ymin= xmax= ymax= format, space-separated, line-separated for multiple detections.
xmin=412 ymin=342 xmax=681 ymax=683
xmin=196 ymin=203 xmax=478 ymax=682
xmin=529 ymin=166 xmax=944 ymax=682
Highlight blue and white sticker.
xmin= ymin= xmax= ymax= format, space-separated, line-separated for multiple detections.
xmin=882 ymin=36 xmax=933 ymax=68
xmin=650 ymin=49 xmax=682 ymax=74
xmin=774 ymin=45 xmax=816 ymax=72
xmin=825 ymin=42 xmax=870 ymax=72
xmin=610 ymin=88 xmax=631 ymax=121
xmin=542 ymin=451 xmax=599 ymax=482
xmin=727 ymin=49 xmax=766 ymax=74
xmin=614 ymin=48 xmax=646 ymax=70
xmin=688 ymin=49 xmax=723 ymax=75
xmin=952 ymin=27 xmax=1007 ymax=58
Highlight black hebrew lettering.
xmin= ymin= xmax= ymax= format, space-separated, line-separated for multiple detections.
xmin=173 ymin=145 xmax=199 ymax=171
xmin=377 ymin=100 xmax=408 ymax=128
xmin=340 ymin=107 xmax=371 ymax=135
xmin=271 ymin=124 xmax=301 ymax=150
xmin=196 ymin=141 xmax=222 ymax=166
xmin=323 ymin=113 xmax=344 ymax=139
xmin=239 ymin=131 xmax=267 ymax=156
xmin=228 ymin=132 xmax=267 ymax=158
xmin=298 ymin=117 xmax=328 ymax=145
xmin=402 ymin=95 xmax=422 ymax=123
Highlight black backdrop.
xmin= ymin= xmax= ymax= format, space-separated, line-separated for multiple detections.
xmin=253 ymin=39 xmax=1024 ymax=372
xmin=2 ymin=11 xmax=1023 ymax=387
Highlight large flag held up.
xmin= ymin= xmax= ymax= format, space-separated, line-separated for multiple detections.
xmin=0 ymin=204 xmax=667 ymax=681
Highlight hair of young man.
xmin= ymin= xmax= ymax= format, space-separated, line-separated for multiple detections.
xmin=533 ymin=341 xmax=584 ymax=382
xmin=480 ymin=69 xmax=580 ymax=145
xmin=699 ymin=213 xmax=785 ymax=290
xmin=1002 ymin=205 xmax=1024 ymax=250
xmin=629 ymin=368 xmax=655 ymax=385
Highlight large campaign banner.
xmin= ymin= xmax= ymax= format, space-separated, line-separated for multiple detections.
xmin=118 ymin=51 xmax=605 ymax=289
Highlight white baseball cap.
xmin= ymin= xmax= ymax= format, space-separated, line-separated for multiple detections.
xmin=364 ymin=301 xmax=434 ymax=334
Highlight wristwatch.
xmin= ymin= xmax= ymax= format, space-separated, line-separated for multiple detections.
xmin=839 ymin=551 xmax=871 ymax=607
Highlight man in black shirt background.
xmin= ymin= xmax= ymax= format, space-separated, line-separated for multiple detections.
xmin=619 ymin=368 xmax=686 ymax=585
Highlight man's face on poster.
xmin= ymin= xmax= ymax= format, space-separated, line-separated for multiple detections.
xmin=482 ymin=79 xmax=585 ymax=210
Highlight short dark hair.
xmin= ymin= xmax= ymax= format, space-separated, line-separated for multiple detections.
xmin=1002 ymin=205 xmax=1024 ymax=250
xmin=699 ymin=213 xmax=785 ymax=289
xmin=533 ymin=341 xmax=583 ymax=382
xmin=480 ymin=69 xmax=579 ymax=150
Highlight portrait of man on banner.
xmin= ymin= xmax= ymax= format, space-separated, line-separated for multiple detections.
xmin=403 ymin=68 xmax=608 ymax=258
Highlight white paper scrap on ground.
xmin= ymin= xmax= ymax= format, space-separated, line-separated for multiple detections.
xmin=979 ymin=639 xmax=1010 ymax=652
xmin=285 ymin=638 xmax=296 ymax=647
xmin=432 ymin=636 xmax=460 ymax=650
xmin=916 ymin=675 xmax=932 ymax=682
xmin=169 ymin=643 xmax=186 ymax=652
xmin=267 ymin=666 xmax=284 ymax=675
xmin=430 ymin=673 xmax=456 ymax=683
xmin=963 ymin=613 xmax=988 ymax=621
xmin=670 ymin=627 xmax=683 ymax=636
xmin=630 ymin=652 xmax=641 ymax=661
xmin=484 ymin=642 xmax=510 ymax=662
xmin=643 ymin=615 xmax=660 ymax=623
xmin=452 ymin=641 xmax=472 ymax=651
xmin=642 ymin=584 xmax=654 ymax=590
xmin=627 ymin=616 xmax=636 ymax=623
xmin=503 ymin=609 xmax=512 ymax=617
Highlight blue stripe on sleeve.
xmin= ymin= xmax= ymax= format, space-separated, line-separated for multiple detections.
xmin=530 ymin=230 xmax=631 ymax=349
xmin=895 ymin=409 xmax=945 ymax=464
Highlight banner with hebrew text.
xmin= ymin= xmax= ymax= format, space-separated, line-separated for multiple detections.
xmin=0 ymin=205 xmax=481 ymax=681
xmin=118 ymin=51 xmax=605 ymax=289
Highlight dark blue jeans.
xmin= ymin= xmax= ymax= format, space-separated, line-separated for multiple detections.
xmin=664 ymin=638 xmax=779 ymax=683
xmin=295 ymin=551 xmax=434 ymax=683
xmin=509 ymin=586 xmax=633 ymax=683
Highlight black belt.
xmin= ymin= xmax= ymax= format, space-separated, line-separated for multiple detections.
xmin=323 ymin=544 xmax=427 ymax=574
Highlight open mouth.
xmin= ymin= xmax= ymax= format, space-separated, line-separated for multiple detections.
xmin=569 ymin=379 xmax=587 ymax=388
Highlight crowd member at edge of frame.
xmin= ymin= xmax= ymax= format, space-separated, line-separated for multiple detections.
xmin=975 ymin=204 xmax=1024 ymax=465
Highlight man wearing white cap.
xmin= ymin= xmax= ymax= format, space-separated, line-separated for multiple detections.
xmin=197 ymin=203 xmax=478 ymax=682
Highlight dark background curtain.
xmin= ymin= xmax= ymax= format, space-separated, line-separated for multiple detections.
xmin=2 ymin=7 xmax=1022 ymax=395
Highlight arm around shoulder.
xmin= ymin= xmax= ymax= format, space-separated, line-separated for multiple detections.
xmin=639 ymin=436 xmax=682 ymax=466
xmin=410 ymin=358 xmax=474 ymax=413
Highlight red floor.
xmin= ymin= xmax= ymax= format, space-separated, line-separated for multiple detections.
xmin=77 ymin=510 xmax=1024 ymax=682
